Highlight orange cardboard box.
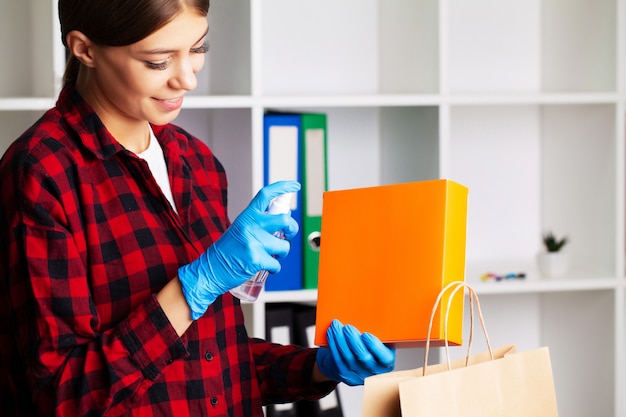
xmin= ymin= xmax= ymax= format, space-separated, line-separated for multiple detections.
xmin=314 ymin=179 xmax=468 ymax=348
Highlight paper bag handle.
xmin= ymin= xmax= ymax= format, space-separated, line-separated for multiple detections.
xmin=423 ymin=281 xmax=493 ymax=375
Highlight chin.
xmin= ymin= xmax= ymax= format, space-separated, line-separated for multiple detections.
xmin=150 ymin=111 xmax=181 ymax=127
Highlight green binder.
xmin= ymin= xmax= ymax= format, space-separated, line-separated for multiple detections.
xmin=300 ymin=113 xmax=328 ymax=289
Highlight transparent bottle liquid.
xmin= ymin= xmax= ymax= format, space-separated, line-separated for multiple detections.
xmin=229 ymin=192 xmax=293 ymax=302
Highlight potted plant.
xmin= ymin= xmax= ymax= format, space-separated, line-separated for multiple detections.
xmin=537 ymin=231 xmax=569 ymax=278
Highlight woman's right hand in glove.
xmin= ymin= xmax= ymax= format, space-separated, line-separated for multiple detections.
xmin=178 ymin=180 xmax=300 ymax=319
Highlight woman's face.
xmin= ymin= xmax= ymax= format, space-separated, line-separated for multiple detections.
xmin=89 ymin=8 xmax=208 ymax=128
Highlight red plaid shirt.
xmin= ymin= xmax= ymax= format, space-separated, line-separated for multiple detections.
xmin=0 ymin=86 xmax=335 ymax=416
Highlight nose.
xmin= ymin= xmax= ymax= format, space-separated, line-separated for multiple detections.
xmin=170 ymin=55 xmax=201 ymax=91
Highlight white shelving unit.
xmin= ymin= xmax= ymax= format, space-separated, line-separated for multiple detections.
xmin=2 ymin=1 xmax=625 ymax=416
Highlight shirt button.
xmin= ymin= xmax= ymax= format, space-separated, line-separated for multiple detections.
xmin=204 ymin=351 xmax=214 ymax=361
xmin=210 ymin=396 xmax=219 ymax=406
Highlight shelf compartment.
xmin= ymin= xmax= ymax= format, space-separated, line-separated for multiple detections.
xmin=449 ymin=104 xmax=617 ymax=280
xmin=541 ymin=0 xmax=616 ymax=93
xmin=541 ymin=104 xmax=617 ymax=277
xmin=446 ymin=0 xmax=616 ymax=94
xmin=0 ymin=0 xmax=58 ymax=98
xmin=260 ymin=0 xmax=438 ymax=96
xmin=540 ymin=290 xmax=615 ymax=417
xmin=191 ymin=0 xmax=251 ymax=96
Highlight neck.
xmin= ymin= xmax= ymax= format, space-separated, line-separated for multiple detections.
xmin=75 ymin=71 xmax=150 ymax=154
xmin=121 ymin=124 xmax=151 ymax=154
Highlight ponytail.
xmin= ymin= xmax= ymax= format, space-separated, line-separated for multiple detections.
xmin=63 ymin=54 xmax=81 ymax=86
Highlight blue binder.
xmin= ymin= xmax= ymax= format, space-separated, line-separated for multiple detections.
xmin=263 ymin=113 xmax=303 ymax=291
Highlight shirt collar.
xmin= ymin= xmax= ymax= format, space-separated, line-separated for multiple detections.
xmin=56 ymin=84 xmax=126 ymax=160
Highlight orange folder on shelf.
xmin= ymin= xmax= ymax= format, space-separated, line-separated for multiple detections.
xmin=314 ymin=179 xmax=468 ymax=348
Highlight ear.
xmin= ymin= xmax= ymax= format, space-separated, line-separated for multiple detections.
xmin=65 ymin=30 xmax=96 ymax=68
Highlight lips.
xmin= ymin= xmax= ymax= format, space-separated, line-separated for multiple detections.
xmin=155 ymin=96 xmax=184 ymax=111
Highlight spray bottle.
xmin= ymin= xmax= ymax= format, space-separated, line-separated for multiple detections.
xmin=229 ymin=192 xmax=294 ymax=302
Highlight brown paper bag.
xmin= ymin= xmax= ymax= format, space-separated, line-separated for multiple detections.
xmin=399 ymin=346 xmax=558 ymax=416
xmin=362 ymin=282 xmax=559 ymax=417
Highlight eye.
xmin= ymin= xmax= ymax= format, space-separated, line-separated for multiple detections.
xmin=191 ymin=42 xmax=209 ymax=54
xmin=145 ymin=60 xmax=169 ymax=71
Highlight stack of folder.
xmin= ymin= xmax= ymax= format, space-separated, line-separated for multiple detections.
xmin=263 ymin=112 xmax=328 ymax=292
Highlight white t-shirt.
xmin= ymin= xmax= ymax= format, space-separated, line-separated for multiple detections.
xmin=137 ymin=127 xmax=177 ymax=213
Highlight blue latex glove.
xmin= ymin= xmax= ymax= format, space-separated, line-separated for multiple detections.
xmin=178 ymin=180 xmax=300 ymax=319
xmin=316 ymin=319 xmax=396 ymax=386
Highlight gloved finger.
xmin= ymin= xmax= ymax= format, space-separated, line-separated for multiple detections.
xmin=259 ymin=212 xmax=299 ymax=240
xmin=256 ymin=231 xmax=292 ymax=260
xmin=326 ymin=320 xmax=362 ymax=385
xmin=280 ymin=215 xmax=299 ymax=240
xmin=362 ymin=332 xmax=396 ymax=371
xmin=330 ymin=320 xmax=379 ymax=376
xmin=327 ymin=320 xmax=355 ymax=369
xmin=343 ymin=324 xmax=373 ymax=367
xmin=210 ymin=236 xmax=278 ymax=277
xmin=254 ymin=253 xmax=282 ymax=274
xmin=248 ymin=181 xmax=301 ymax=213
xmin=343 ymin=324 xmax=395 ymax=376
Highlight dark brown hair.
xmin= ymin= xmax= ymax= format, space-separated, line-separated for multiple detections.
xmin=59 ymin=0 xmax=210 ymax=85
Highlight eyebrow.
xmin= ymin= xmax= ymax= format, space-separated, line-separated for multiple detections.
xmin=138 ymin=27 xmax=209 ymax=55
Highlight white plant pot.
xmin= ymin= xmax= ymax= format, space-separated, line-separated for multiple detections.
xmin=537 ymin=252 xmax=569 ymax=278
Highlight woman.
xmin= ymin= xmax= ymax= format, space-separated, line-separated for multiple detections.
xmin=0 ymin=1 xmax=395 ymax=416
